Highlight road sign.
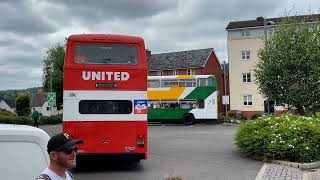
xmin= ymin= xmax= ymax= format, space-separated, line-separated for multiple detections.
xmin=222 ymin=95 xmax=229 ymax=105
xmin=47 ymin=92 xmax=56 ymax=107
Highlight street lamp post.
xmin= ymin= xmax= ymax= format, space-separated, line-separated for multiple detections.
xmin=50 ymin=68 xmax=52 ymax=93
xmin=256 ymin=16 xmax=275 ymax=115
xmin=46 ymin=65 xmax=53 ymax=93
xmin=46 ymin=65 xmax=53 ymax=116
xmin=223 ymin=60 xmax=228 ymax=119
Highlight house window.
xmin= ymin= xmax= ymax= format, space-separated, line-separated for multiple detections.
xmin=242 ymin=73 xmax=251 ymax=82
xmin=148 ymin=80 xmax=160 ymax=88
xmin=241 ymin=51 xmax=250 ymax=60
xmin=173 ymin=69 xmax=178 ymax=75
xmin=240 ymin=30 xmax=250 ymax=37
xmin=187 ymin=69 xmax=195 ymax=75
xmin=157 ymin=71 xmax=163 ymax=76
xmin=244 ymin=95 xmax=252 ymax=106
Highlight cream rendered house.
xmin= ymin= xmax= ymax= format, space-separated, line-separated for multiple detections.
xmin=226 ymin=17 xmax=279 ymax=118
xmin=226 ymin=14 xmax=320 ymax=118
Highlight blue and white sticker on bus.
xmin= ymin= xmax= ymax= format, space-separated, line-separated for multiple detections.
xmin=134 ymin=100 xmax=148 ymax=114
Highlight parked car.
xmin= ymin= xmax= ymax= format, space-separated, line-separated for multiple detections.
xmin=0 ymin=124 xmax=50 ymax=180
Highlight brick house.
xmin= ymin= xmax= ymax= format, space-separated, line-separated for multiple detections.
xmin=147 ymin=48 xmax=229 ymax=113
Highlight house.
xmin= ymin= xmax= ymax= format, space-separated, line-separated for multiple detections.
xmin=225 ymin=14 xmax=320 ymax=119
xmin=147 ymin=48 xmax=229 ymax=113
xmin=0 ymin=97 xmax=15 ymax=114
xmin=31 ymin=92 xmax=60 ymax=117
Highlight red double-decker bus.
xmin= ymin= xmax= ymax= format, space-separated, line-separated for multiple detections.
xmin=63 ymin=34 xmax=147 ymax=161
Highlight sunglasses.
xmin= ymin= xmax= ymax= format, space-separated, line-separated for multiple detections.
xmin=62 ymin=146 xmax=79 ymax=155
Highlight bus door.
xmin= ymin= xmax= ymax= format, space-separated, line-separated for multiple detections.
xmin=197 ymin=78 xmax=216 ymax=119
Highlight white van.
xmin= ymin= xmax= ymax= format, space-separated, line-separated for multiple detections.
xmin=0 ymin=124 xmax=50 ymax=180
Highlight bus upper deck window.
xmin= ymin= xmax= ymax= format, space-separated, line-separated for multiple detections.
xmin=74 ymin=44 xmax=138 ymax=65
xmin=75 ymin=55 xmax=87 ymax=64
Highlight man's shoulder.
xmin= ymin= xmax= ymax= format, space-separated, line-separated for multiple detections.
xmin=36 ymin=168 xmax=74 ymax=180
xmin=67 ymin=170 xmax=74 ymax=179
xmin=36 ymin=168 xmax=52 ymax=180
xmin=36 ymin=174 xmax=52 ymax=180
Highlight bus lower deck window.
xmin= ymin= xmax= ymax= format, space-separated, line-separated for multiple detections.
xmin=79 ymin=100 xmax=132 ymax=114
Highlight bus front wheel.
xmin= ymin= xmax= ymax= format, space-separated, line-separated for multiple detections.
xmin=183 ymin=114 xmax=195 ymax=125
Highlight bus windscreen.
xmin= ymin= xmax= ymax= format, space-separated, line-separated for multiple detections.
xmin=74 ymin=44 xmax=138 ymax=65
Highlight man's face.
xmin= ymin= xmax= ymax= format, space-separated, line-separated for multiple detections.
xmin=53 ymin=145 xmax=78 ymax=169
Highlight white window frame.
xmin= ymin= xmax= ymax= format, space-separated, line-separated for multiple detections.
xmin=187 ymin=69 xmax=195 ymax=75
xmin=173 ymin=69 xmax=178 ymax=75
xmin=241 ymin=51 xmax=250 ymax=60
xmin=240 ymin=29 xmax=250 ymax=37
xmin=243 ymin=95 xmax=253 ymax=106
xmin=242 ymin=73 xmax=251 ymax=83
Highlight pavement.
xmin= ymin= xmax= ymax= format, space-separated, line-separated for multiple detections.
xmin=255 ymin=163 xmax=320 ymax=180
xmin=308 ymin=169 xmax=320 ymax=180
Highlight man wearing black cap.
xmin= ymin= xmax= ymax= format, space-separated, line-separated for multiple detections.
xmin=36 ymin=133 xmax=83 ymax=180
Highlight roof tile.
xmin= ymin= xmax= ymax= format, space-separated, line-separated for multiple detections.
xmin=147 ymin=48 xmax=213 ymax=70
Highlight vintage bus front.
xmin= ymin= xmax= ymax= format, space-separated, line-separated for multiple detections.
xmin=63 ymin=34 xmax=147 ymax=160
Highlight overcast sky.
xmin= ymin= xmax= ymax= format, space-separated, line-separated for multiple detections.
xmin=0 ymin=0 xmax=319 ymax=90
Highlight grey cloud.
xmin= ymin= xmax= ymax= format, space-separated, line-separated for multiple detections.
xmin=0 ymin=0 xmax=57 ymax=35
xmin=0 ymin=37 xmax=38 ymax=51
xmin=0 ymin=70 xmax=42 ymax=90
xmin=187 ymin=0 xmax=286 ymax=21
xmin=0 ymin=0 xmax=315 ymax=90
xmin=0 ymin=54 xmax=43 ymax=67
xmin=46 ymin=0 xmax=178 ymax=26
xmin=0 ymin=36 xmax=42 ymax=67
xmin=0 ymin=62 xmax=43 ymax=90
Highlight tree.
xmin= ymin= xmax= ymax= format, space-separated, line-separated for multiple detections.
xmin=16 ymin=92 xmax=31 ymax=116
xmin=255 ymin=16 xmax=320 ymax=115
xmin=42 ymin=43 xmax=65 ymax=110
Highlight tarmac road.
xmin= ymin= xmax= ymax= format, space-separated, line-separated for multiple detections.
xmin=40 ymin=123 xmax=262 ymax=180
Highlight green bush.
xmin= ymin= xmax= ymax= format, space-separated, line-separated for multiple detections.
xmin=251 ymin=111 xmax=263 ymax=119
xmin=218 ymin=113 xmax=226 ymax=123
xmin=235 ymin=114 xmax=320 ymax=163
xmin=0 ymin=111 xmax=62 ymax=125
xmin=0 ymin=114 xmax=32 ymax=125
xmin=0 ymin=109 xmax=16 ymax=116
xmin=40 ymin=114 xmax=62 ymax=125
xmin=15 ymin=92 xmax=31 ymax=116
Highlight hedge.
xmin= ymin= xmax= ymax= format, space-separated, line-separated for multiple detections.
xmin=0 ymin=111 xmax=62 ymax=125
xmin=0 ymin=114 xmax=32 ymax=125
xmin=39 ymin=114 xmax=62 ymax=125
xmin=0 ymin=109 xmax=15 ymax=116
xmin=235 ymin=114 xmax=320 ymax=163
